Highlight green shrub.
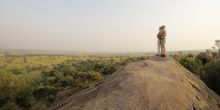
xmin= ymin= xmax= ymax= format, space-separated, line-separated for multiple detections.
xmin=0 ymin=103 xmax=18 ymax=110
xmin=176 ymin=53 xmax=220 ymax=95
xmin=101 ymin=66 xmax=117 ymax=75
xmin=178 ymin=55 xmax=202 ymax=76
xmin=0 ymin=72 xmax=27 ymax=100
xmin=69 ymin=71 xmax=103 ymax=89
xmin=75 ymin=71 xmax=103 ymax=81
xmin=202 ymin=59 xmax=220 ymax=94
xmin=32 ymin=86 xmax=59 ymax=100
xmin=32 ymin=86 xmax=59 ymax=107
xmin=16 ymin=88 xmax=32 ymax=109
xmin=61 ymin=76 xmax=74 ymax=87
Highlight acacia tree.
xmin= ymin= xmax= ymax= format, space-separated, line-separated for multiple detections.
xmin=215 ymin=39 xmax=220 ymax=52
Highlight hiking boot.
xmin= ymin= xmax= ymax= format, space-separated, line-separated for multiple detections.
xmin=161 ymin=54 xmax=167 ymax=57
xmin=156 ymin=54 xmax=160 ymax=56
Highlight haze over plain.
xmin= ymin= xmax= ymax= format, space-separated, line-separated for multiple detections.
xmin=0 ymin=0 xmax=220 ymax=52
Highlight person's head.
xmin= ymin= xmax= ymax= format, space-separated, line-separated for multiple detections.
xmin=159 ymin=25 xmax=166 ymax=31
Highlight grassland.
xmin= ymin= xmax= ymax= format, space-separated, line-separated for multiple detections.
xmin=0 ymin=53 xmax=148 ymax=110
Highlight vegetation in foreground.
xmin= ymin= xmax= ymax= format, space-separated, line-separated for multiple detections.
xmin=173 ymin=40 xmax=220 ymax=95
xmin=0 ymin=55 xmax=148 ymax=110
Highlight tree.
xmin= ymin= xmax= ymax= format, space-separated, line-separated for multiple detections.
xmin=215 ymin=39 xmax=220 ymax=53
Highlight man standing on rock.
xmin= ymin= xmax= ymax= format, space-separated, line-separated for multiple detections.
xmin=156 ymin=25 xmax=167 ymax=57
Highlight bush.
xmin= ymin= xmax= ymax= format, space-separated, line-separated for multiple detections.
xmin=61 ymin=76 xmax=74 ymax=87
xmin=63 ymin=71 xmax=104 ymax=89
xmin=202 ymin=60 xmax=220 ymax=95
xmin=16 ymin=88 xmax=32 ymax=109
xmin=0 ymin=72 xmax=34 ymax=109
xmin=32 ymin=86 xmax=59 ymax=100
xmin=101 ymin=66 xmax=117 ymax=75
xmin=0 ymin=72 xmax=27 ymax=101
xmin=176 ymin=53 xmax=220 ymax=95
xmin=178 ymin=55 xmax=202 ymax=76
xmin=75 ymin=71 xmax=104 ymax=82
xmin=0 ymin=103 xmax=18 ymax=110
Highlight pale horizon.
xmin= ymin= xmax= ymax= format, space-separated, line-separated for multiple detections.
xmin=1 ymin=0 xmax=220 ymax=52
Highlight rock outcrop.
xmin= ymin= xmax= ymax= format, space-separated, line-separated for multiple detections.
xmin=52 ymin=57 xmax=220 ymax=110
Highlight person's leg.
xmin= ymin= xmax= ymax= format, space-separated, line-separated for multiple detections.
xmin=157 ymin=39 xmax=161 ymax=56
xmin=164 ymin=45 xmax=166 ymax=54
xmin=163 ymin=39 xmax=166 ymax=55
xmin=161 ymin=39 xmax=166 ymax=56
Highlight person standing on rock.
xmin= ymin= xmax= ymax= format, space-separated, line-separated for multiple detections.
xmin=156 ymin=25 xmax=167 ymax=57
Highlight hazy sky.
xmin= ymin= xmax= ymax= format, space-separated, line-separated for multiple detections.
xmin=0 ymin=0 xmax=220 ymax=52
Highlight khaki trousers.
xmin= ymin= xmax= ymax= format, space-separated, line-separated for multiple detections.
xmin=157 ymin=39 xmax=166 ymax=55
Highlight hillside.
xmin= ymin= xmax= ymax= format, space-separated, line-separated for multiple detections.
xmin=52 ymin=56 xmax=220 ymax=110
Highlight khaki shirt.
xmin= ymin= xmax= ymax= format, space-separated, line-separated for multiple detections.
xmin=157 ymin=30 xmax=166 ymax=39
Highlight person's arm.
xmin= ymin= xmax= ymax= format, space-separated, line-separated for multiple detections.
xmin=160 ymin=30 xmax=166 ymax=38
xmin=157 ymin=32 xmax=161 ymax=39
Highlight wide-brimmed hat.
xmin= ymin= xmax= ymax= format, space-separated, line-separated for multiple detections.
xmin=159 ymin=25 xmax=165 ymax=29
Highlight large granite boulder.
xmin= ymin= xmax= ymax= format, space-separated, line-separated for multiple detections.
xmin=52 ymin=57 xmax=220 ymax=110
